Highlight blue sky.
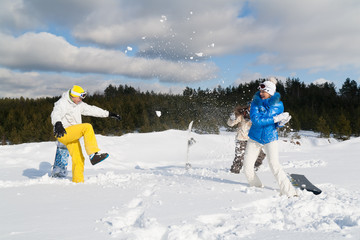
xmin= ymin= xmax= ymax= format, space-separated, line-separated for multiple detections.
xmin=0 ymin=0 xmax=359 ymax=98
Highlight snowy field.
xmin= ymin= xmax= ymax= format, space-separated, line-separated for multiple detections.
xmin=0 ymin=129 xmax=360 ymax=240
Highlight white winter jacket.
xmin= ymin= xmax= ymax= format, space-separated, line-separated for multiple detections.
xmin=227 ymin=115 xmax=252 ymax=141
xmin=51 ymin=91 xmax=109 ymax=128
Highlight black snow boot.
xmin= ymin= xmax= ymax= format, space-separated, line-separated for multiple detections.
xmin=90 ymin=152 xmax=109 ymax=165
xmin=230 ymin=160 xmax=242 ymax=174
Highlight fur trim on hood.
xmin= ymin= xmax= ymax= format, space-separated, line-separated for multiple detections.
xmin=252 ymin=91 xmax=281 ymax=107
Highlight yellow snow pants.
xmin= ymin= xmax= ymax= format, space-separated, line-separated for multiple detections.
xmin=57 ymin=123 xmax=100 ymax=183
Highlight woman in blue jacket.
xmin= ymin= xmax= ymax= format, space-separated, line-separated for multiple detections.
xmin=243 ymin=77 xmax=297 ymax=197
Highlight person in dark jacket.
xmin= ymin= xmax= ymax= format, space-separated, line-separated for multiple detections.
xmin=243 ymin=77 xmax=297 ymax=197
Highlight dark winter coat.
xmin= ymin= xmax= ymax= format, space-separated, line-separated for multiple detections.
xmin=248 ymin=91 xmax=283 ymax=144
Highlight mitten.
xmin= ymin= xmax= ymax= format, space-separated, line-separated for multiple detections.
xmin=54 ymin=121 xmax=66 ymax=138
xmin=273 ymin=112 xmax=290 ymax=123
xmin=109 ymin=112 xmax=121 ymax=121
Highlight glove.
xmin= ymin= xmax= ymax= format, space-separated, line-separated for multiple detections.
xmin=229 ymin=113 xmax=236 ymax=121
xmin=278 ymin=115 xmax=292 ymax=126
xmin=109 ymin=112 xmax=121 ymax=121
xmin=273 ymin=112 xmax=290 ymax=123
xmin=54 ymin=121 xmax=66 ymax=138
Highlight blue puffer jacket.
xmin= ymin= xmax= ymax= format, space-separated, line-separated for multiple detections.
xmin=248 ymin=91 xmax=284 ymax=144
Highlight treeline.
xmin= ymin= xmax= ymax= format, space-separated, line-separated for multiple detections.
xmin=1 ymin=78 xmax=359 ymax=144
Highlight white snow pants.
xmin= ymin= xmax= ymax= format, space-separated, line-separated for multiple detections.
xmin=243 ymin=139 xmax=297 ymax=197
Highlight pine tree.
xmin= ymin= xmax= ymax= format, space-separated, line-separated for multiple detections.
xmin=316 ymin=116 xmax=330 ymax=138
xmin=2 ymin=78 xmax=359 ymax=144
xmin=0 ymin=125 xmax=5 ymax=145
xmin=340 ymin=78 xmax=358 ymax=100
xmin=334 ymin=113 xmax=351 ymax=140
xmin=139 ymin=109 xmax=151 ymax=133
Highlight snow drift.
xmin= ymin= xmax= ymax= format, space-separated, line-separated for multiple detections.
xmin=0 ymin=130 xmax=359 ymax=239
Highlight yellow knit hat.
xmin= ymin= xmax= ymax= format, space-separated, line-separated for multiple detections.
xmin=70 ymin=85 xmax=87 ymax=99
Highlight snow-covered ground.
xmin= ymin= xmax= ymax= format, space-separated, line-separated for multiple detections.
xmin=1 ymin=129 xmax=359 ymax=240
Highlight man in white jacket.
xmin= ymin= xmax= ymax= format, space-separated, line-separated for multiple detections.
xmin=51 ymin=85 xmax=121 ymax=183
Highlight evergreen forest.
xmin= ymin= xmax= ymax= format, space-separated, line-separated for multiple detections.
xmin=1 ymin=77 xmax=359 ymax=145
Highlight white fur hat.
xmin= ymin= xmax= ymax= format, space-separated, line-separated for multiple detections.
xmin=258 ymin=77 xmax=277 ymax=96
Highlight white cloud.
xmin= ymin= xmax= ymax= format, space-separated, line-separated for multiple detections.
xmin=0 ymin=32 xmax=218 ymax=83
xmin=250 ymin=0 xmax=360 ymax=71
xmin=0 ymin=68 xmax=185 ymax=98
xmin=1 ymin=0 xmax=265 ymax=60
xmin=234 ymin=72 xmax=263 ymax=86
xmin=1 ymin=0 xmax=360 ymax=71
xmin=0 ymin=0 xmax=41 ymax=32
xmin=234 ymin=72 xmax=288 ymax=86
xmin=313 ymin=78 xmax=333 ymax=86
xmin=3 ymin=0 xmax=359 ymax=73
xmin=0 ymin=68 xmax=109 ymax=98
xmin=1 ymin=0 xmax=360 ymax=97
xmin=73 ymin=17 xmax=169 ymax=46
